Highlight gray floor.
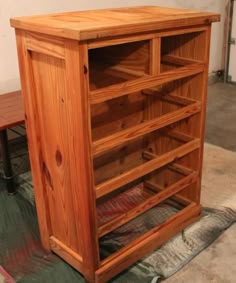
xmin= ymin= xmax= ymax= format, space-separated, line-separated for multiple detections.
xmin=206 ymin=82 xmax=236 ymax=151
xmin=166 ymin=82 xmax=236 ymax=283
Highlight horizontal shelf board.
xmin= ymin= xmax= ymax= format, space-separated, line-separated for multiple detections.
xmin=89 ymin=25 xmax=208 ymax=51
xmin=88 ymin=32 xmax=157 ymax=49
xmin=161 ymin=55 xmax=203 ymax=66
xmin=98 ymin=170 xmax=198 ymax=237
xmin=164 ymin=130 xmax=194 ymax=143
xmin=90 ymin=63 xmax=204 ymax=105
xmin=144 ymin=180 xmax=193 ymax=206
xmin=93 ymin=102 xmax=201 ymax=157
xmin=95 ymin=137 xmax=200 ymax=198
xmin=97 ymin=203 xmax=201 ymax=282
xmin=109 ymin=65 xmax=147 ymax=78
xmin=168 ymin=162 xmax=194 ymax=176
xmin=142 ymin=90 xmax=198 ymax=106
xmin=50 ymin=236 xmax=83 ymax=272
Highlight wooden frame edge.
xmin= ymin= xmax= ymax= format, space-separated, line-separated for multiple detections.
xmin=95 ymin=203 xmax=201 ymax=282
xmin=50 ymin=236 xmax=84 ymax=273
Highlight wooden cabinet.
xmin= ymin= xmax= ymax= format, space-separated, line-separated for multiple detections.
xmin=11 ymin=6 xmax=220 ymax=283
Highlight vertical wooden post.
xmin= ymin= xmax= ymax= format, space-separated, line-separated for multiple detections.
xmin=197 ymin=25 xmax=212 ymax=203
xmin=64 ymin=39 xmax=100 ymax=282
xmin=143 ymin=37 xmax=162 ymax=187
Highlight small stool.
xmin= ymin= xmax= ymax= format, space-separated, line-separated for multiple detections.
xmin=0 ymin=91 xmax=24 ymax=194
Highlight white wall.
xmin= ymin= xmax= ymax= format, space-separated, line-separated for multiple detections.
xmin=0 ymin=0 xmax=226 ymax=93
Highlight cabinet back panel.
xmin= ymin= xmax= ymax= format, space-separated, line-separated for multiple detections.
xmin=161 ymin=31 xmax=207 ymax=61
xmin=91 ymin=92 xmax=145 ymax=140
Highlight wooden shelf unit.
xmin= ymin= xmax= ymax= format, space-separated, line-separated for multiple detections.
xmin=11 ymin=6 xmax=220 ymax=283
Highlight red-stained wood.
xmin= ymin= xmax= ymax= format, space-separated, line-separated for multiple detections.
xmin=0 ymin=91 xmax=24 ymax=130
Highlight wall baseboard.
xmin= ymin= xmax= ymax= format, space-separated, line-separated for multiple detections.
xmin=208 ymin=73 xmax=222 ymax=85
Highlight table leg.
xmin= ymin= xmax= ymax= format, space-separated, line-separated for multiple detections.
xmin=0 ymin=129 xmax=15 ymax=195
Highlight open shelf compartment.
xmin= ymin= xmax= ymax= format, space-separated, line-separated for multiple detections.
xmin=89 ymin=30 xmax=206 ymax=105
xmin=98 ymin=181 xmax=200 ymax=261
xmin=93 ymin=120 xmax=201 ymax=199
xmin=91 ymin=74 xmax=203 ymax=157
xmin=89 ymin=40 xmax=150 ymax=90
xmin=96 ymin=155 xmax=199 ymax=238
xmin=161 ymin=30 xmax=207 ymax=73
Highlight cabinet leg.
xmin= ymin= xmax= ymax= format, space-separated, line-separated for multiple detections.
xmin=0 ymin=129 xmax=15 ymax=195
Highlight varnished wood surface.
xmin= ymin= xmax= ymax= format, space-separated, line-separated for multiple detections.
xmin=96 ymin=138 xmax=200 ymax=198
xmin=98 ymin=170 xmax=198 ymax=237
xmin=96 ymin=203 xmax=201 ymax=283
xmin=15 ymin=29 xmax=52 ymax=250
xmin=12 ymin=6 xmax=220 ymax=282
xmin=50 ymin=236 xmax=83 ymax=272
xmin=90 ymin=64 xmax=205 ymax=104
xmin=93 ymin=102 xmax=201 ymax=156
xmin=10 ymin=6 xmax=220 ymax=41
xmin=0 ymin=91 xmax=24 ymax=130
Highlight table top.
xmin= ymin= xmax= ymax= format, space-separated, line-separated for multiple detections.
xmin=0 ymin=91 xmax=24 ymax=130
xmin=10 ymin=6 xmax=220 ymax=41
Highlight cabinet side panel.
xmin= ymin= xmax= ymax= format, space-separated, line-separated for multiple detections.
xmin=15 ymin=30 xmax=51 ymax=250
xmin=29 ymin=51 xmax=81 ymax=253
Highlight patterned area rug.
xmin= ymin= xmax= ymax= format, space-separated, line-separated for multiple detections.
xmin=0 ymin=184 xmax=235 ymax=283
xmin=0 ymin=140 xmax=236 ymax=282
xmin=0 ymin=266 xmax=15 ymax=283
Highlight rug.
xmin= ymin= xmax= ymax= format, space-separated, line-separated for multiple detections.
xmin=0 ymin=266 xmax=15 ymax=283
xmin=0 ymin=142 xmax=236 ymax=282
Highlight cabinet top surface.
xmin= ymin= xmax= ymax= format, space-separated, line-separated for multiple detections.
xmin=10 ymin=6 xmax=220 ymax=41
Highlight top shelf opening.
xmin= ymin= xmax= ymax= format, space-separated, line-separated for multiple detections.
xmin=161 ymin=31 xmax=207 ymax=73
xmin=88 ymin=30 xmax=207 ymax=105
xmin=89 ymin=40 xmax=150 ymax=90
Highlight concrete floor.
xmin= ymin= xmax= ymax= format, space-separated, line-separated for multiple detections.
xmin=205 ymin=82 xmax=236 ymax=151
xmin=165 ymin=82 xmax=236 ymax=283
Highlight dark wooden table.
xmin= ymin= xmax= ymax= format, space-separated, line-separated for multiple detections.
xmin=0 ymin=91 xmax=24 ymax=194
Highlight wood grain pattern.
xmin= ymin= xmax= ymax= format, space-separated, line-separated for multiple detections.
xmin=98 ymin=170 xmax=198 ymax=237
xmin=10 ymin=6 xmax=220 ymax=41
xmin=64 ymin=40 xmax=100 ymax=282
xmin=96 ymin=203 xmax=201 ymax=283
xmin=195 ymin=26 xmax=212 ymax=203
xmin=96 ymin=138 xmax=200 ymax=198
xmin=50 ymin=236 xmax=83 ymax=272
xmin=12 ymin=7 xmax=219 ymax=282
xmin=144 ymin=180 xmax=195 ymax=205
xmin=0 ymin=91 xmax=24 ymax=130
xmin=30 ymin=51 xmax=79 ymax=251
xmin=88 ymin=26 xmax=209 ymax=50
xmin=25 ymin=31 xmax=65 ymax=59
xmin=90 ymin=63 xmax=204 ymax=104
xmin=15 ymin=29 xmax=51 ymax=250
xmin=93 ymin=102 xmax=201 ymax=156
